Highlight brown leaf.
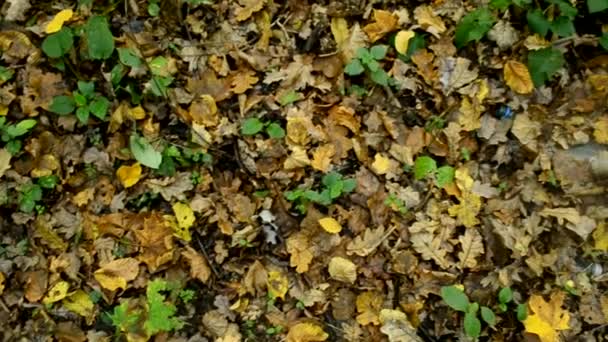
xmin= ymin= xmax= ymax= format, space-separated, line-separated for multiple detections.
xmin=93 ymin=258 xmax=140 ymax=291
xmin=182 ymin=246 xmax=211 ymax=284
xmin=414 ymin=5 xmax=446 ymax=37
xmin=411 ymin=49 xmax=437 ymax=86
xmin=311 ymin=144 xmax=335 ymax=172
xmin=363 ymin=10 xmax=398 ymax=43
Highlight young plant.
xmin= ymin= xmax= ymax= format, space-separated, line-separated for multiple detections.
xmin=441 ymin=286 xmax=496 ymax=339
xmin=241 ymin=117 xmax=285 ymax=139
xmin=129 ymin=133 xmax=162 ymax=169
xmin=413 ymin=156 xmax=455 ymax=189
xmin=285 ymin=171 xmax=356 ymax=214
xmin=384 ymin=193 xmax=408 ymax=214
xmin=49 ymin=81 xmax=110 ymax=123
xmin=344 ymin=45 xmax=391 ymax=86
xmin=527 ymin=47 xmax=565 ymax=87
xmin=17 ymin=175 xmax=58 ymax=213
xmin=454 ymin=8 xmax=496 ymax=48
xmin=0 ymin=117 xmax=36 ymax=154
xmin=497 ymin=287 xmax=528 ymax=321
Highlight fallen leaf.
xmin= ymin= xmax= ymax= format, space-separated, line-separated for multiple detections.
xmin=356 ymin=291 xmax=383 ymax=326
xmin=182 ymin=246 xmax=211 ymax=283
xmin=189 ymin=95 xmax=218 ymax=126
xmin=379 ymin=309 xmax=422 ymax=342
xmin=363 ymin=10 xmax=398 ymax=43
xmin=0 ymin=148 xmax=11 ymax=178
xmin=286 ymin=322 xmax=328 ymax=342
xmin=439 ymin=57 xmax=478 ymax=94
xmin=231 ymin=69 xmax=259 ymax=94
xmin=395 ymin=30 xmax=416 ymax=55
xmin=45 ymin=9 xmax=73 ymax=34
xmin=311 ymin=144 xmax=335 ymax=172
xmin=4 ymin=0 xmax=32 ymax=21
xmin=172 ymin=202 xmax=195 ymax=241
xmin=234 ymin=0 xmax=266 ymax=22
xmin=347 ymin=226 xmax=394 ymax=257
xmin=410 ymin=232 xmax=450 ymax=269
xmin=94 ymin=258 xmax=140 ymax=291
xmin=267 ymin=270 xmax=289 ymax=300
xmin=42 ymin=280 xmax=69 ymax=304
xmin=0 ymin=272 xmax=4 ymax=295
xmin=63 ymin=290 xmax=95 ymax=323
xmin=523 ymin=292 xmax=570 ymax=342
xmin=411 ymin=49 xmax=437 ymax=86
xmin=594 ymin=116 xmax=608 ymax=144
xmin=286 ymin=232 xmax=314 ymax=273
xmin=319 ymin=217 xmax=342 ymax=234
xmin=504 ymin=60 xmax=534 ymax=94
xmin=512 ymin=113 xmax=542 ymax=151
xmin=116 ymin=162 xmax=142 ymax=188
xmin=414 ymin=5 xmax=446 ymax=37
xmin=593 ymin=222 xmax=608 ymax=251
xmin=457 ymin=228 xmax=484 ymax=269
xmin=328 ymin=256 xmax=357 ymax=284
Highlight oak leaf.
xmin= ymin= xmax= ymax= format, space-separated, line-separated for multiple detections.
xmin=457 ymin=228 xmax=484 ymax=269
xmin=234 ymin=0 xmax=266 ymax=22
xmin=311 ymin=144 xmax=335 ymax=172
xmin=347 ymin=226 xmax=395 ymax=257
xmin=356 ymin=291 xmax=383 ymax=326
xmin=410 ymin=232 xmax=450 ymax=269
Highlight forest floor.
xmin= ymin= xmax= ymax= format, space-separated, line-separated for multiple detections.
xmin=1 ymin=0 xmax=608 ymax=341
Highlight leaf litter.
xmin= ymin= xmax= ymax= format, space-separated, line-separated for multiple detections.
xmin=0 ymin=0 xmax=607 ymax=341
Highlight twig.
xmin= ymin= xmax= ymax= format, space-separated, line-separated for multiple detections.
xmin=195 ymin=234 xmax=220 ymax=278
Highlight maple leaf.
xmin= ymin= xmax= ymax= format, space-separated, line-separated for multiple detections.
xmin=414 ymin=5 xmax=447 ymax=37
xmin=523 ymin=292 xmax=570 ymax=342
xmin=363 ymin=10 xmax=398 ymax=43
xmin=356 ymin=291 xmax=384 ymax=326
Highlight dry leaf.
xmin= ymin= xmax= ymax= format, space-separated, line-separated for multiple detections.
xmin=504 ymin=60 xmax=534 ymax=94
xmin=410 ymin=232 xmax=450 ymax=269
xmin=0 ymin=148 xmax=11 ymax=178
xmin=347 ymin=226 xmax=394 ymax=257
xmin=328 ymin=256 xmax=357 ymax=284
xmin=63 ymin=290 xmax=95 ymax=323
xmin=311 ymin=144 xmax=335 ymax=172
xmin=363 ymin=10 xmax=398 ymax=43
xmin=379 ymin=309 xmax=422 ymax=342
xmin=439 ymin=57 xmax=478 ymax=95
xmin=286 ymin=322 xmax=328 ymax=342
xmin=234 ymin=0 xmax=266 ymax=22
xmin=172 ymin=202 xmax=195 ymax=241
xmin=286 ymin=232 xmax=314 ymax=273
xmin=318 ymin=217 xmax=342 ymax=234
xmin=231 ymin=69 xmax=259 ymax=94
xmin=523 ymin=292 xmax=570 ymax=342
xmin=267 ymin=270 xmax=289 ymax=300
xmin=42 ymin=281 xmax=69 ymax=305
xmin=116 ymin=163 xmax=142 ymax=188
xmin=182 ymin=246 xmax=211 ymax=283
xmin=94 ymin=258 xmax=140 ymax=291
xmin=414 ymin=5 xmax=446 ymax=37
xmin=411 ymin=49 xmax=437 ymax=86
xmin=594 ymin=116 xmax=608 ymax=144
xmin=457 ymin=228 xmax=484 ymax=269
xmin=356 ymin=291 xmax=383 ymax=326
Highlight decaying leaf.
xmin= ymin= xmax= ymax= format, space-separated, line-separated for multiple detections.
xmin=93 ymin=258 xmax=140 ymax=291
xmin=379 ymin=309 xmax=422 ymax=342
xmin=504 ymin=60 xmax=534 ymax=94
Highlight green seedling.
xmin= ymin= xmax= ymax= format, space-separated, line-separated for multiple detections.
xmin=384 ymin=193 xmax=408 ymax=214
xmin=49 ymin=81 xmax=110 ymax=123
xmin=454 ymin=8 xmax=496 ymax=48
xmin=344 ymin=45 xmax=392 ymax=86
xmin=285 ymin=171 xmax=356 ymax=214
xmin=413 ymin=156 xmax=455 ymax=189
xmin=241 ymin=117 xmax=285 ymax=139
xmin=0 ymin=117 xmax=36 ymax=154
xmin=441 ymin=286 xmax=496 ymax=339
xmin=17 ymin=175 xmax=58 ymax=213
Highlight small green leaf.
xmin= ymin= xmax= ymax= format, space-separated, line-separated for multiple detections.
xmin=118 ymin=48 xmax=142 ymax=67
xmin=355 ymin=47 xmax=371 ymax=60
xmin=489 ymin=0 xmax=512 ymax=10
xmin=344 ymin=59 xmax=365 ymax=76
xmin=588 ymin=0 xmax=608 ymax=12
xmin=498 ymin=287 xmax=513 ymax=304
xmin=130 ymin=134 xmax=162 ymax=169
xmin=148 ymin=3 xmax=161 ymax=16
xmin=414 ymin=156 xmax=437 ymax=180
xmin=149 ymin=56 xmax=168 ymax=76
xmin=49 ymin=96 xmax=76 ymax=115
xmin=89 ymin=97 xmax=110 ymax=120
xmin=399 ymin=33 xmax=426 ymax=62
xmin=528 ymin=47 xmax=565 ymax=86
xmin=148 ymin=76 xmax=173 ymax=96
xmin=370 ymin=69 xmax=390 ymax=86
xmin=526 ymin=9 xmax=551 ymax=36
xmin=38 ymin=175 xmax=59 ymax=189
xmin=550 ymin=16 xmax=575 ymax=37
xmin=85 ymin=16 xmax=115 ymax=60
xmin=436 ymin=166 xmax=455 ymax=188
xmin=5 ymin=119 xmax=37 ymax=138
xmin=342 ymin=178 xmax=357 ymax=193
xmin=481 ymin=306 xmax=496 ymax=326
xmin=0 ymin=66 xmax=15 ymax=83
xmin=111 ymin=64 xmax=126 ymax=86
xmin=42 ymin=27 xmax=74 ymax=58
xmin=516 ymin=303 xmax=528 ymax=321
xmin=370 ymin=45 xmax=388 ymax=60
xmin=266 ymin=122 xmax=285 ymax=139
xmin=600 ymin=33 xmax=608 ymax=51
xmin=73 ymin=92 xmax=87 ymax=107
xmin=77 ymin=81 xmax=95 ymax=98
xmin=454 ymin=8 xmax=495 ymax=48
xmin=76 ymin=106 xmax=90 ymax=123
xmin=440 ymin=286 xmax=470 ymax=312
xmin=548 ymin=0 xmax=578 ymax=18
xmin=241 ymin=118 xmax=264 ymax=135
xmin=279 ymin=90 xmax=302 ymax=106
xmin=498 ymin=303 xmax=508 ymax=312
xmin=463 ymin=312 xmax=481 ymax=338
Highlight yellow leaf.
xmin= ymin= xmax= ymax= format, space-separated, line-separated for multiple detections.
xmin=504 ymin=60 xmax=534 ymax=94
xmin=42 ymin=281 xmax=69 ymax=304
xmin=94 ymin=258 xmax=140 ymax=291
xmin=286 ymin=232 xmax=314 ymax=273
xmin=311 ymin=144 xmax=335 ymax=173
xmin=363 ymin=10 xmax=398 ymax=43
xmin=63 ymin=290 xmax=94 ymax=320
xmin=284 ymin=146 xmax=310 ymax=170
xmin=594 ymin=116 xmax=608 ymax=144
xmin=331 ymin=17 xmax=349 ymax=49
xmin=172 ymin=202 xmax=195 ymax=230
xmin=0 ymin=105 xmax=8 ymax=116
xmin=286 ymin=322 xmax=328 ymax=342
xmin=128 ymin=105 xmax=146 ymax=120
xmin=458 ymin=97 xmax=482 ymax=132
xmin=0 ymin=272 xmax=4 ymax=295
xmin=318 ymin=217 xmax=342 ymax=234
xmin=46 ymin=9 xmax=73 ymax=34
xmin=414 ymin=5 xmax=447 ymax=36
xmin=267 ymin=270 xmax=288 ymax=300
xmin=371 ymin=153 xmax=393 ymax=175
xmin=523 ymin=292 xmax=570 ymax=342
xmin=448 ymin=167 xmax=481 ymax=228
xmin=235 ymin=0 xmax=267 ymax=22
xmin=593 ymin=222 xmax=608 ymax=251
xmin=328 ymin=256 xmax=357 ymax=284
xmin=394 ymin=30 xmax=415 ymax=55
xmin=0 ymin=148 xmax=11 ymax=178
xmin=116 ymin=163 xmax=142 ymax=188
xmin=356 ymin=291 xmax=383 ymax=326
